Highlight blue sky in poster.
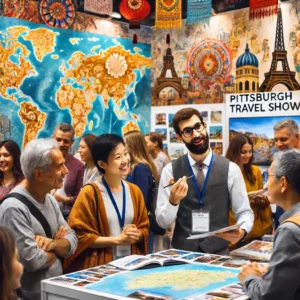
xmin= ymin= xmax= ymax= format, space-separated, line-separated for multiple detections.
xmin=230 ymin=116 xmax=300 ymax=139
xmin=0 ymin=17 xmax=151 ymax=149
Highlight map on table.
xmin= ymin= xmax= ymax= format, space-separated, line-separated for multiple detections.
xmin=85 ymin=263 xmax=240 ymax=299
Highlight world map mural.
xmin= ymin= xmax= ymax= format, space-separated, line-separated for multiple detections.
xmin=0 ymin=17 xmax=152 ymax=148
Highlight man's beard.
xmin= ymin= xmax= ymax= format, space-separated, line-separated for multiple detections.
xmin=184 ymin=133 xmax=209 ymax=155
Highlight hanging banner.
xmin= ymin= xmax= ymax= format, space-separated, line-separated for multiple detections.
xmin=156 ymin=0 xmax=182 ymax=29
xmin=84 ymin=0 xmax=113 ymax=16
xmin=187 ymin=0 xmax=211 ymax=24
xmin=249 ymin=0 xmax=278 ymax=20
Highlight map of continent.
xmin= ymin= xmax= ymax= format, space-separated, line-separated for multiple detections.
xmin=128 ymin=269 xmax=237 ymax=290
xmin=0 ymin=17 xmax=152 ymax=148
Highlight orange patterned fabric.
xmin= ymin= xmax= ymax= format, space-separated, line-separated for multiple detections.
xmin=64 ymin=182 xmax=149 ymax=273
xmin=249 ymin=0 xmax=278 ymax=20
xmin=155 ymin=0 xmax=182 ymax=29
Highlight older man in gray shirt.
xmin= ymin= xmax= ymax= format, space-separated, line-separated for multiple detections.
xmin=0 ymin=138 xmax=78 ymax=300
xmin=239 ymin=149 xmax=300 ymax=300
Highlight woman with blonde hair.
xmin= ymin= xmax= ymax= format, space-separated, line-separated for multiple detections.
xmin=0 ymin=226 xmax=23 ymax=300
xmin=124 ymin=130 xmax=160 ymax=253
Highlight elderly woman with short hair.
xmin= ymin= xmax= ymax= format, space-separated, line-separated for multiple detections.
xmin=239 ymin=149 xmax=300 ymax=300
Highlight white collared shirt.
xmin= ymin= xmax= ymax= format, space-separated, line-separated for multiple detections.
xmin=156 ymin=149 xmax=254 ymax=234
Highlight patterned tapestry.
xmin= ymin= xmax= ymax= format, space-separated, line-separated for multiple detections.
xmin=0 ymin=17 xmax=152 ymax=148
xmin=156 ymin=0 xmax=182 ymax=29
xmin=84 ymin=0 xmax=112 ymax=16
xmin=187 ymin=0 xmax=212 ymax=24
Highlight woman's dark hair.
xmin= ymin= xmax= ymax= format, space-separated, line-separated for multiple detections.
xmin=81 ymin=134 xmax=97 ymax=152
xmin=172 ymin=108 xmax=203 ymax=135
xmin=0 ymin=140 xmax=24 ymax=184
xmin=0 ymin=226 xmax=18 ymax=300
xmin=225 ymin=134 xmax=256 ymax=185
xmin=92 ymin=134 xmax=125 ymax=174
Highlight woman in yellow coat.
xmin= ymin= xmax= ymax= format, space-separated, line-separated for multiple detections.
xmin=226 ymin=134 xmax=272 ymax=244
xmin=64 ymin=134 xmax=149 ymax=273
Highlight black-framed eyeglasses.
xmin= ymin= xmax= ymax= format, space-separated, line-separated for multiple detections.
xmin=181 ymin=122 xmax=205 ymax=138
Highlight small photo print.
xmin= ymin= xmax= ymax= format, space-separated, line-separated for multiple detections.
xmin=209 ymin=126 xmax=223 ymax=139
xmin=156 ymin=113 xmax=167 ymax=125
xmin=209 ymin=257 xmax=231 ymax=265
xmin=182 ymin=253 xmax=204 ymax=260
xmin=222 ymin=259 xmax=248 ymax=268
xmin=155 ymin=128 xmax=167 ymax=141
xmin=211 ymin=110 xmax=222 ymax=123
xmin=65 ymin=273 xmax=87 ymax=280
xmin=210 ymin=142 xmax=223 ymax=155
xmin=73 ymin=280 xmax=93 ymax=287
xmin=193 ymin=254 xmax=220 ymax=263
xmin=50 ymin=277 xmax=78 ymax=284
xmin=169 ymin=113 xmax=175 ymax=127
xmin=206 ymin=290 xmax=236 ymax=298
xmin=200 ymin=111 xmax=208 ymax=122
xmin=169 ymin=128 xmax=180 ymax=143
xmin=103 ymin=269 xmax=120 ymax=275
xmin=163 ymin=143 xmax=168 ymax=153
xmin=159 ymin=249 xmax=190 ymax=256
xmin=128 ymin=290 xmax=172 ymax=300
xmin=169 ymin=145 xmax=185 ymax=160
xmin=78 ymin=271 xmax=106 ymax=279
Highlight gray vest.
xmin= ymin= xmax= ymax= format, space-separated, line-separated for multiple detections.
xmin=172 ymin=154 xmax=230 ymax=254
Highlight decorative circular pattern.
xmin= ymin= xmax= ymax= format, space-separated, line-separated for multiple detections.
xmin=187 ymin=39 xmax=231 ymax=86
xmin=105 ymin=53 xmax=128 ymax=78
xmin=127 ymin=0 xmax=143 ymax=10
xmin=39 ymin=0 xmax=75 ymax=29
xmin=159 ymin=0 xmax=179 ymax=11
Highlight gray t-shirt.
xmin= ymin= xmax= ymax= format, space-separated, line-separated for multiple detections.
xmin=0 ymin=185 xmax=78 ymax=300
xmin=96 ymin=180 xmax=134 ymax=260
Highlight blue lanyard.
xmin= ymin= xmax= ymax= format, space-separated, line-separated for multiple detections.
xmin=102 ymin=176 xmax=126 ymax=229
xmin=186 ymin=152 xmax=214 ymax=208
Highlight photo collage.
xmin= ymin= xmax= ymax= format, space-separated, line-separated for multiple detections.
xmin=151 ymin=105 xmax=225 ymax=160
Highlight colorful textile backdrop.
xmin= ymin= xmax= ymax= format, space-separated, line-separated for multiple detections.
xmin=84 ymin=0 xmax=112 ymax=15
xmin=249 ymin=0 xmax=278 ymax=19
xmin=155 ymin=0 xmax=182 ymax=29
xmin=187 ymin=0 xmax=212 ymax=24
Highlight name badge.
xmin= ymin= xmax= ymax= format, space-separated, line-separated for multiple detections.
xmin=116 ymin=245 xmax=131 ymax=258
xmin=192 ymin=210 xmax=210 ymax=233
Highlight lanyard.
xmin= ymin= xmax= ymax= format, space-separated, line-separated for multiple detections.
xmin=102 ymin=177 xmax=126 ymax=229
xmin=186 ymin=151 xmax=214 ymax=208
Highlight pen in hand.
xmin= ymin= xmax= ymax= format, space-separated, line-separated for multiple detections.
xmin=164 ymin=175 xmax=195 ymax=188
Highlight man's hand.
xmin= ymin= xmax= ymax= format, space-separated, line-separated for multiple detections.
xmin=169 ymin=176 xmax=188 ymax=206
xmin=34 ymin=235 xmax=56 ymax=252
xmin=214 ymin=228 xmax=246 ymax=244
xmin=238 ymin=262 xmax=267 ymax=284
xmin=55 ymin=225 xmax=69 ymax=240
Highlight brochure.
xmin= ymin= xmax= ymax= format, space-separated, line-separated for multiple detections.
xmin=230 ymin=240 xmax=273 ymax=262
xmin=187 ymin=224 xmax=241 ymax=239
xmin=108 ymin=253 xmax=188 ymax=270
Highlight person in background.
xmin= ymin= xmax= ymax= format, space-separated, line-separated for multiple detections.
xmin=226 ymin=134 xmax=272 ymax=244
xmin=124 ymin=130 xmax=160 ymax=253
xmin=64 ymin=134 xmax=149 ymax=273
xmin=273 ymin=119 xmax=300 ymax=229
xmin=52 ymin=123 xmax=84 ymax=219
xmin=0 ymin=226 xmax=23 ymax=300
xmin=0 ymin=140 xmax=24 ymax=202
xmin=239 ymin=149 xmax=300 ymax=300
xmin=78 ymin=134 xmax=101 ymax=185
xmin=0 ymin=138 xmax=77 ymax=300
xmin=156 ymin=108 xmax=254 ymax=255
xmin=145 ymin=132 xmax=170 ymax=175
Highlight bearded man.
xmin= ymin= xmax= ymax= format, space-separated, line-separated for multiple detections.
xmin=156 ymin=108 xmax=254 ymax=254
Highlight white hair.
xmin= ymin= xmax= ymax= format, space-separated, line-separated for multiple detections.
xmin=21 ymin=138 xmax=59 ymax=179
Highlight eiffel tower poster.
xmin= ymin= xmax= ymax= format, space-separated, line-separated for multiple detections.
xmin=260 ymin=7 xmax=300 ymax=91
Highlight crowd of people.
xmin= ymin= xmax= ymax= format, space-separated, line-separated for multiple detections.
xmin=0 ymin=110 xmax=300 ymax=300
